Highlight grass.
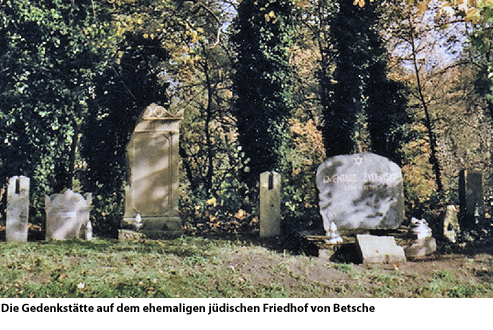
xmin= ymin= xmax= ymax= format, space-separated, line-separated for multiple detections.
xmin=1 ymin=236 xmax=493 ymax=298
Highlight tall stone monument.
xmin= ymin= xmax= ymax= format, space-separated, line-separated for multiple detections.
xmin=459 ymin=169 xmax=484 ymax=229
xmin=122 ymin=103 xmax=184 ymax=238
xmin=316 ymin=153 xmax=404 ymax=236
xmin=260 ymin=171 xmax=281 ymax=238
xmin=6 ymin=176 xmax=30 ymax=242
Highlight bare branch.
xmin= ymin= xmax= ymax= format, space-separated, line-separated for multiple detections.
xmin=191 ymin=2 xmax=223 ymax=49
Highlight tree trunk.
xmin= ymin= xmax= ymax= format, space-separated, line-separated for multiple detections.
xmin=409 ymin=22 xmax=443 ymax=192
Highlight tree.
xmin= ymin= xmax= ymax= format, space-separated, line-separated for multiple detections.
xmin=79 ymin=0 xmax=243 ymax=235
xmin=0 ymin=0 xmax=109 ymax=219
xmin=231 ymin=0 xmax=296 ymax=187
xmin=80 ymin=33 xmax=170 ymax=237
xmin=322 ymin=0 xmax=408 ymax=162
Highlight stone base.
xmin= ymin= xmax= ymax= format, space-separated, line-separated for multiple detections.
xmin=319 ymin=245 xmax=338 ymax=260
xmin=404 ymin=237 xmax=436 ymax=258
xmin=356 ymin=234 xmax=406 ymax=264
xmin=121 ymin=216 xmax=183 ymax=239
xmin=118 ymin=229 xmax=146 ymax=241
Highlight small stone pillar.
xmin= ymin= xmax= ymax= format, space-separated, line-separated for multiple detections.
xmin=260 ymin=171 xmax=281 ymax=238
xmin=122 ymin=103 xmax=184 ymax=238
xmin=6 ymin=176 xmax=30 ymax=242
xmin=459 ymin=170 xmax=484 ymax=228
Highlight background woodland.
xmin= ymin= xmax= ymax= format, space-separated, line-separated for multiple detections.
xmin=1 ymin=0 xmax=493 ymax=238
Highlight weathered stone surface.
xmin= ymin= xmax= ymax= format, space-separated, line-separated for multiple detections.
xmin=118 ymin=229 xmax=146 ymax=241
xmin=122 ymin=103 xmax=183 ymax=238
xmin=356 ymin=234 xmax=406 ymax=264
xmin=442 ymin=205 xmax=460 ymax=243
xmin=459 ymin=170 xmax=484 ymax=228
xmin=6 ymin=176 xmax=30 ymax=242
xmin=260 ymin=171 xmax=281 ymax=238
xmin=404 ymin=237 xmax=436 ymax=258
xmin=45 ymin=189 xmax=92 ymax=240
xmin=316 ymin=153 xmax=404 ymax=233
xmin=408 ymin=217 xmax=432 ymax=239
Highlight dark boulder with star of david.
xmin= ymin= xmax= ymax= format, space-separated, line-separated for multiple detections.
xmin=316 ymin=153 xmax=404 ymax=232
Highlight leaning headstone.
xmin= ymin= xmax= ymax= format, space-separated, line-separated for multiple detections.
xmin=459 ymin=170 xmax=484 ymax=229
xmin=316 ymin=153 xmax=404 ymax=236
xmin=260 ymin=171 xmax=281 ymax=238
xmin=6 ymin=176 xmax=30 ymax=242
xmin=122 ymin=103 xmax=184 ymax=238
xmin=356 ymin=234 xmax=406 ymax=264
xmin=45 ymin=189 xmax=92 ymax=240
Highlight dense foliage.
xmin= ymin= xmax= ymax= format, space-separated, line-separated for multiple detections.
xmin=231 ymin=0 xmax=296 ymax=186
xmin=0 ymin=0 xmax=110 ymax=218
xmin=1 ymin=0 xmax=493 ymax=239
xmin=323 ymin=0 xmax=409 ymax=163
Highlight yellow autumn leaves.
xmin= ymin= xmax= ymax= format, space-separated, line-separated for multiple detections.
xmin=264 ymin=10 xmax=278 ymax=23
xmin=353 ymin=0 xmax=374 ymax=8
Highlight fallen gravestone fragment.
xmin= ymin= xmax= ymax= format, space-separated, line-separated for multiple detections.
xmin=356 ymin=234 xmax=406 ymax=264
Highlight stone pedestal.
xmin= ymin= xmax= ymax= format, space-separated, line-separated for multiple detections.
xmin=122 ymin=103 xmax=183 ymax=238
xmin=6 ymin=176 xmax=30 ymax=242
xmin=260 ymin=171 xmax=281 ymax=238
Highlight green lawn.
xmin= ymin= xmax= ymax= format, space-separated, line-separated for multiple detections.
xmin=1 ymin=237 xmax=493 ymax=298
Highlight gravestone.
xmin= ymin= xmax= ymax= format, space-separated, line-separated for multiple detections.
xmin=459 ymin=170 xmax=484 ymax=228
xmin=45 ymin=189 xmax=92 ymax=240
xmin=356 ymin=234 xmax=406 ymax=264
xmin=122 ymin=103 xmax=184 ymax=238
xmin=404 ymin=217 xmax=436 ymax=258
xmin=260 ymin=171 xmax=281 ymax=238
xmin=316 ymin=153 xmax=404 ymax=235
xmin=6 ymin=176 xmax=30 ymax=242
xmin=442 ymin=205 xmax=459 ymax=243
xmin=404 ymin=237 xmax=436 ymax=258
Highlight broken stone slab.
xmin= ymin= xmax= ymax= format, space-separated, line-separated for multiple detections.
xmin=356 ymin=234 xmax=406 ymax=264
xmin=404 ymin=237 xmax=437 ymax=258
xmin=316 ymin=153 xmax=404 ymax=234
xmin=45 ymin=189 xmax=92 ymax=240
